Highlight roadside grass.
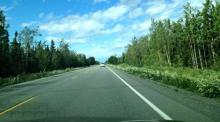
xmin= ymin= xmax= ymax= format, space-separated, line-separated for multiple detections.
xmin=111 ymin=64 xmax=220 ymax=98
xmin=0 ymin=68 xmax=80 ymax=87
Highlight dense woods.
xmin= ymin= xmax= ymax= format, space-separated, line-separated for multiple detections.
xmin=109 ymin=0 xmax=220 ymax=71
xmin=0 ymin=10 xmax=98 ymax=78
xmin=107 ymin=0 xmax=220 ymax=97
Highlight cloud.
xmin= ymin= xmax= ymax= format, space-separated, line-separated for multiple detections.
xmin=119 ymin=0 xmax=141 ymax=8
xmin=92 ymin=5 xmax=129 ymax=21
xmin=40 ymin=15 xmax=104 ymax=38
xmin=186 ymin=0 xmax=205 ymax=9
xmin=132 ymin=20 xmax=151 ymax=33
xmin=45 ymin=36 xmax=60 ymax=42
xmin=128 ymin=7 xmax=144 ymax=18
xmin=0 ymin=6 xmax=14 ymax=12
xmin=35 ymin=0 xmax=207 ymax=61
xmin=45 ymin=36 xmax=87 ymax=44
xmin=21 ymin=21 xmax=39 ymax=27
xmin=146 ymin=1 xmax=167 ymax=15
xmin=93 ymin=0 xmax=109 ymax=4
xmin=101 ymin=24 xmax=124 ymax=34
xmin=40 ymin=4 xmax=129 ymax=38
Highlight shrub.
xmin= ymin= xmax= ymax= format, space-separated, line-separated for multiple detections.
xmin=112 ymin=64 xmax=220 ymax=98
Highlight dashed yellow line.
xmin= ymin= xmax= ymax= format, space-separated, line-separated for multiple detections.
xmin=0 ymin=96 xmax=35 ymax=116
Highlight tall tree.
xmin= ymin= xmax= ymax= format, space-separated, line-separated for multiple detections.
xmin=18 ymin=27 xmax=40 ymax=73
xmin=0 ymin=10 xmax=10 ymax=77
xmin=87 ymin=57 xmax=96 ymax=65
xmin=11 ymin=31 xmax=24 ymax=75
xmin=49 ymin=40 xmax=56 ymax=70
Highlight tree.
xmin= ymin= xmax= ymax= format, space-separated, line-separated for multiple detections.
xmin=107 ymin=55 xmax=119 ymax=64
xmin=0 ymin=10 xmax=10 ymax=77
xmin=114 ymin=0 xmax=220 ymax=71
xmin=11 ymin=31 xmax=24 ymax=75
xmin=18 ymin=26 xmax=40 ymax=73
xmin=0 ymin=9 xmax=95 ymax=78
xmin=77 ymin=54 xmax=87 ymax=66
xmin=35 ymin=41 xmax=50 ymax=71
xmin=87 ymin=57 xmax=96 ymax=65
xmin=49 ymin=40 xmax=56 ymax=70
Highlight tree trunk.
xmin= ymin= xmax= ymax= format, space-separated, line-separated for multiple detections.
xmin=202 ymin=44 xmax=208 ymax=68
xmin=210 ymin=39 xmax=216 ymax=65
xmin=198 ymin=48 xmax=203 ymax=70
xmin=193 ymin=43 xmax=198 ymax=69
xmin=189 ymin=39 xmax=196 ymax=68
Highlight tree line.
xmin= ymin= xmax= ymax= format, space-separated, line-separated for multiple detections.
xmin=0 ymin=10 xmax=98 ymax=78
xmin=108 ymin=0 xmax=220 ymax=70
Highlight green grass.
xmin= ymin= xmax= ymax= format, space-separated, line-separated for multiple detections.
xmin=111 ymin=64 xmax=220 ymax=98
xmin=0 ymin=68 xmax=79 ymax=87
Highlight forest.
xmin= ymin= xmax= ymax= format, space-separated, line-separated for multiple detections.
xmin=0 ymin=10 xmax=98 ymax=78
xmin=107 ymin=0 xmax=220 ymax=97
xmin=109 ymin=0 xmax=220 ymax=70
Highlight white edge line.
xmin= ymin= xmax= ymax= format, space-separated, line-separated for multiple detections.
xmin=107 ymin=66 xmax=172 ymax=120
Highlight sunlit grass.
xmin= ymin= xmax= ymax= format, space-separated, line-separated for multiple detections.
xmin=112 ymin=64 xmax=220 ymax=98
xmin=0 ymin=68 xmax=77 ymax=87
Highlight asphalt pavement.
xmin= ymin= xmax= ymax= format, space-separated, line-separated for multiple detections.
xmin=0 ymin=66 xmax=219 ymax=122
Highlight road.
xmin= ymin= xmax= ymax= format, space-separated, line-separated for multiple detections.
xmin=0 ymin=66 xmax=220 ymax=122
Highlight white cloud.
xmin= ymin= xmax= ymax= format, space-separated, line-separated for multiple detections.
xmin=128 ymin=7 xmax=144 ymax=18
xmin=145 ymin=0 xmax=205 ymax=20
xmin=0 ymin=6 xmax=14 ymax=12
xmin=132 ymin=20 xmax=151 ymax=32
xmin=157 ymin=9 xmax=173 ymax=20
xmin=45 ymin=36 xmax=60 ymax=42
xmin=93 ymin=0 xmax=109 ymax=4
xmin=146 ymin=2 xmax=167 ymax=15
xmin=119 ymin=0 xmax=141 ymax=8
xmin=21 ymin=21 xmax=39 ymax=27
xmin=92 ymin=5 xmax=129 ymax=21
xmin=186 ymin=0 xmax=205 ymax=9
xmin=101 ymin=24 xmax=123 ymax=34
xmin=36 ymin=0 xmax=209 ymax=61
xmin=40 ymin=15 xmax=104 ymax=38
xmin=40 ymin=4 xmax=129 ymax=38
xmin=45 ymin=36 xmax=87 ymax=44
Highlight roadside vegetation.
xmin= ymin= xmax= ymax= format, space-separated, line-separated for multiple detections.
xmin=0 ymin=10 xmax=98 ymax=86
xmin=107 ymin=0 xmax=220 ymax=98
xmin=112 ymin=64 xmax=220 ymax=98
xmin=0 ymin=68 xmax=79 ymax=87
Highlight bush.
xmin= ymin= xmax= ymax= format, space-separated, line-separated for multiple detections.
xmin=0 ymin=68 xmax=77 ymax=87
xmin=112 ymin=64 xmax=220 ymax=98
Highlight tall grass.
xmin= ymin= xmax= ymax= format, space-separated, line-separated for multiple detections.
xmin=112 ymin=64 xmax=220 ymax=98
xmin=0 ymin=68 xmax=76 ymax=87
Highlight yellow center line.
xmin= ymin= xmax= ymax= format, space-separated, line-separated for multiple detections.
xmin=0 ymin=96 xmax=36 ymax=116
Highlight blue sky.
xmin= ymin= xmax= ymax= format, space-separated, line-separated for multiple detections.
xmin=0 ymin=0 xmax=205 ymax=62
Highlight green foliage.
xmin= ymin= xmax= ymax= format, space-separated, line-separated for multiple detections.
xmin=106 ymin=0 xmax=220 ymax=98
xmin=107 ymin=55 xmax=119 ymax=64
xmin=0 ymin=9 xmax=98 ymax=82
xmin=113 ymin=64 xmax=220 ymax=98
xmin=118 ymin=0 xmax=220 ymax=70
xmin=87 ymin=57 xmax=96 ymax=65
xmin=0 ymin=68 xmax=77 ymax=87
xmin=0 ymin=10 xmax=10 ymax=77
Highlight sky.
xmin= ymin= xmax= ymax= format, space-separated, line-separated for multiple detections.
xmin=0 ymin=0 xmax=206 ymax=62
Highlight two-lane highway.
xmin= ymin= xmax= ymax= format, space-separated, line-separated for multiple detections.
xmin=0 ymin=66 xmax=219 ymax=122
